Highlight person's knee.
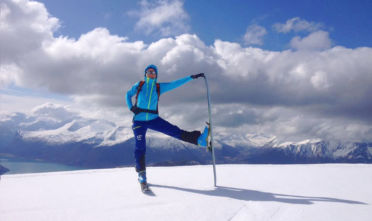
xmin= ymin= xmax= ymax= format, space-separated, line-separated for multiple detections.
xmin=135 ymin=133 xmax=145 ymax=143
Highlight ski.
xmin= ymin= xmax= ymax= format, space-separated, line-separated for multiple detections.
xmin=202 ymin=75 xmax=217 ymax=187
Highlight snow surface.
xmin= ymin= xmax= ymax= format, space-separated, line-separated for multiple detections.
xmin=1 ymin=164 xmax=371 ymax=221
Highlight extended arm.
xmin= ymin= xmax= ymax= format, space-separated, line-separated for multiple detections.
xmin=159 ymin=76 xmax=193 ymax=95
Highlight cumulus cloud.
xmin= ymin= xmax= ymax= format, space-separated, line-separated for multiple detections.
xmin=129 ymin=0 xmax=189 ymax=36
xmin=1 ymin=0 xmax=372 ymax=143
xmin=213 ymin=41 xmax=372 ymax=111
xmin=273 ymin=17 xmax=323 ymax=33
xmin=0 ymin=0 xmax=59 ymax=63
xmin=290 ymin=30 xmax=332 ymax=51
xmin=243 ymin=24 xmax=267 ymax=46
xmin=273 ymin=17 xmax=331 ymax=51
xmin=0 ymin=64 xmax=22 ymax=88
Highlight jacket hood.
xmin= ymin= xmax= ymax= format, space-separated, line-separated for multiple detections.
xmin=144 ymin=64 xmax=158 ymax=78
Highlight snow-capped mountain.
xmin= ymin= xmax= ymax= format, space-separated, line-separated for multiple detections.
xmin=0 ymin=103 xmax=132 ymax=146
xmin=1 ymin=103 xmax=371 ymax=169
xmin=275 ymin=139 xmax=372 ymax=162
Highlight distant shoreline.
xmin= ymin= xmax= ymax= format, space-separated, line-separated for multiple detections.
xmin=0 ymin=156 xmax=82 ymax=175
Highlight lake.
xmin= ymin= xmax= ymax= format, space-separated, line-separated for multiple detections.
xmin=0 ymin=157 xmax=82 ymax=174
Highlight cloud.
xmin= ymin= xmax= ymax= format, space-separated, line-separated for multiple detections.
xmin=0 ymin=64 xmax=22 ymax=88
xmin=129 ymin=0 xmax=189 ymax=36
xmin=290 ymin=30 xmax=332 ymax=51
xmin=0 ymin=0 xmax=59 ymax=64
xmin=243 ymin=24 xmax=267 ymax=46
xmin=1 ymin=0 xmax=372 ymax=143
xmin=273 ymin=17 xmax=323 ymax=33
xmin=211 ymin=40 xmax=372 ymax=122
xmin=273 ymin=17 xmax=331 ymax=51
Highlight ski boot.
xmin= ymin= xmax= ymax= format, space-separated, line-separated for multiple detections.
xmin=138 ymin=171 xmax=150 ymax=193
xmin=197 ymin=124 xmax=210 ymax=148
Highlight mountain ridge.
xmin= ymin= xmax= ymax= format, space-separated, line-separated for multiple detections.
xmin=1 ymin=104 xmax=371 ymax=170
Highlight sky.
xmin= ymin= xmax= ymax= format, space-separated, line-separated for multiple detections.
xmin=1 ymin=0 xmax=372 ymax=143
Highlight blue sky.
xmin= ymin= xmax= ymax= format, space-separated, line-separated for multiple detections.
xmin=40 ymin=0 xmax=372 ymax=50
xmin=1 ymin=0 xmax=372 ymax=143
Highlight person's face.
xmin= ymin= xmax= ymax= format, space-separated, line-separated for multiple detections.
xmin=146 ymin=68 xmax=157 ymax=79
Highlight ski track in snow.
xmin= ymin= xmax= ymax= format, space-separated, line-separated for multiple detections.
xmin=0 ymin=164 xmax=371 ymax=221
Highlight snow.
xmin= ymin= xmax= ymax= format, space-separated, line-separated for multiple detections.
xmin=2 ymin=105 xmax=371 ymax=161
xmin=275 ymin=138 xmax=323 ymax=147
xmin=213 ymin=132 xmax=277 ymax=148
xmin=1 ymin=164 xmax=371 ymax=221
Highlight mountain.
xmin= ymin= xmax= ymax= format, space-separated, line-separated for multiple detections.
xmin=1 ymin=164 xmax=371 ymax=221
xmin=0 ymin=164 xmax=9 ymax=175
xmin=1 ymin=103 xmax=371 ymax=170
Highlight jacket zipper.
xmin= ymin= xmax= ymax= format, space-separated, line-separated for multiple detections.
xmin=146 ymin=79 xmax=155 ymax=120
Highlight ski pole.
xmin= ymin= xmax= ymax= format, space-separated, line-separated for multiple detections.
xmin=202 ymin=74 xmax=217 ymax=187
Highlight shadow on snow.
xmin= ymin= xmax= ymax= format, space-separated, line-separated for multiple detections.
xmin=150 ymin=184 xmax=367 ymax=205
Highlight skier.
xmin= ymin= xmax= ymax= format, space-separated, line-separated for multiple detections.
xmin=126 ymin=64 xmax=209 ymax=191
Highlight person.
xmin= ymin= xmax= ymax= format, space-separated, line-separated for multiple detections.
xmin=126 ymin=64 xmax=209 ymax=188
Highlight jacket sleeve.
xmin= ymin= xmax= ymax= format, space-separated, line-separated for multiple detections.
xmin=159 ymin=76 xmax=193 ymax=95
xmin=125 ymin=82 xmax=140 ymax=110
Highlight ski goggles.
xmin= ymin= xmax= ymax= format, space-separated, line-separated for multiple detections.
xmin=146 ymin=70 xmax=157 ymax=75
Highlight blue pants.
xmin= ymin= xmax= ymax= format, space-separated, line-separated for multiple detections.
xmin=132 ymin=117 xmax=200 ymax=172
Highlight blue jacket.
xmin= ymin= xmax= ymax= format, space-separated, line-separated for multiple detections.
xmin=126 ymin=75 xmax=193 ymax=121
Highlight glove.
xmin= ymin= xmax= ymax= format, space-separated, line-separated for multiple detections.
xmin=130 ymin=106 xmax=141 ymax=115
xmin=191 ymin=73 xmax=205 ymax=79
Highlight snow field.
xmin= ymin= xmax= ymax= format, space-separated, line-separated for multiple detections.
xmin=0 ymin=164 xmax=371 ymax=221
